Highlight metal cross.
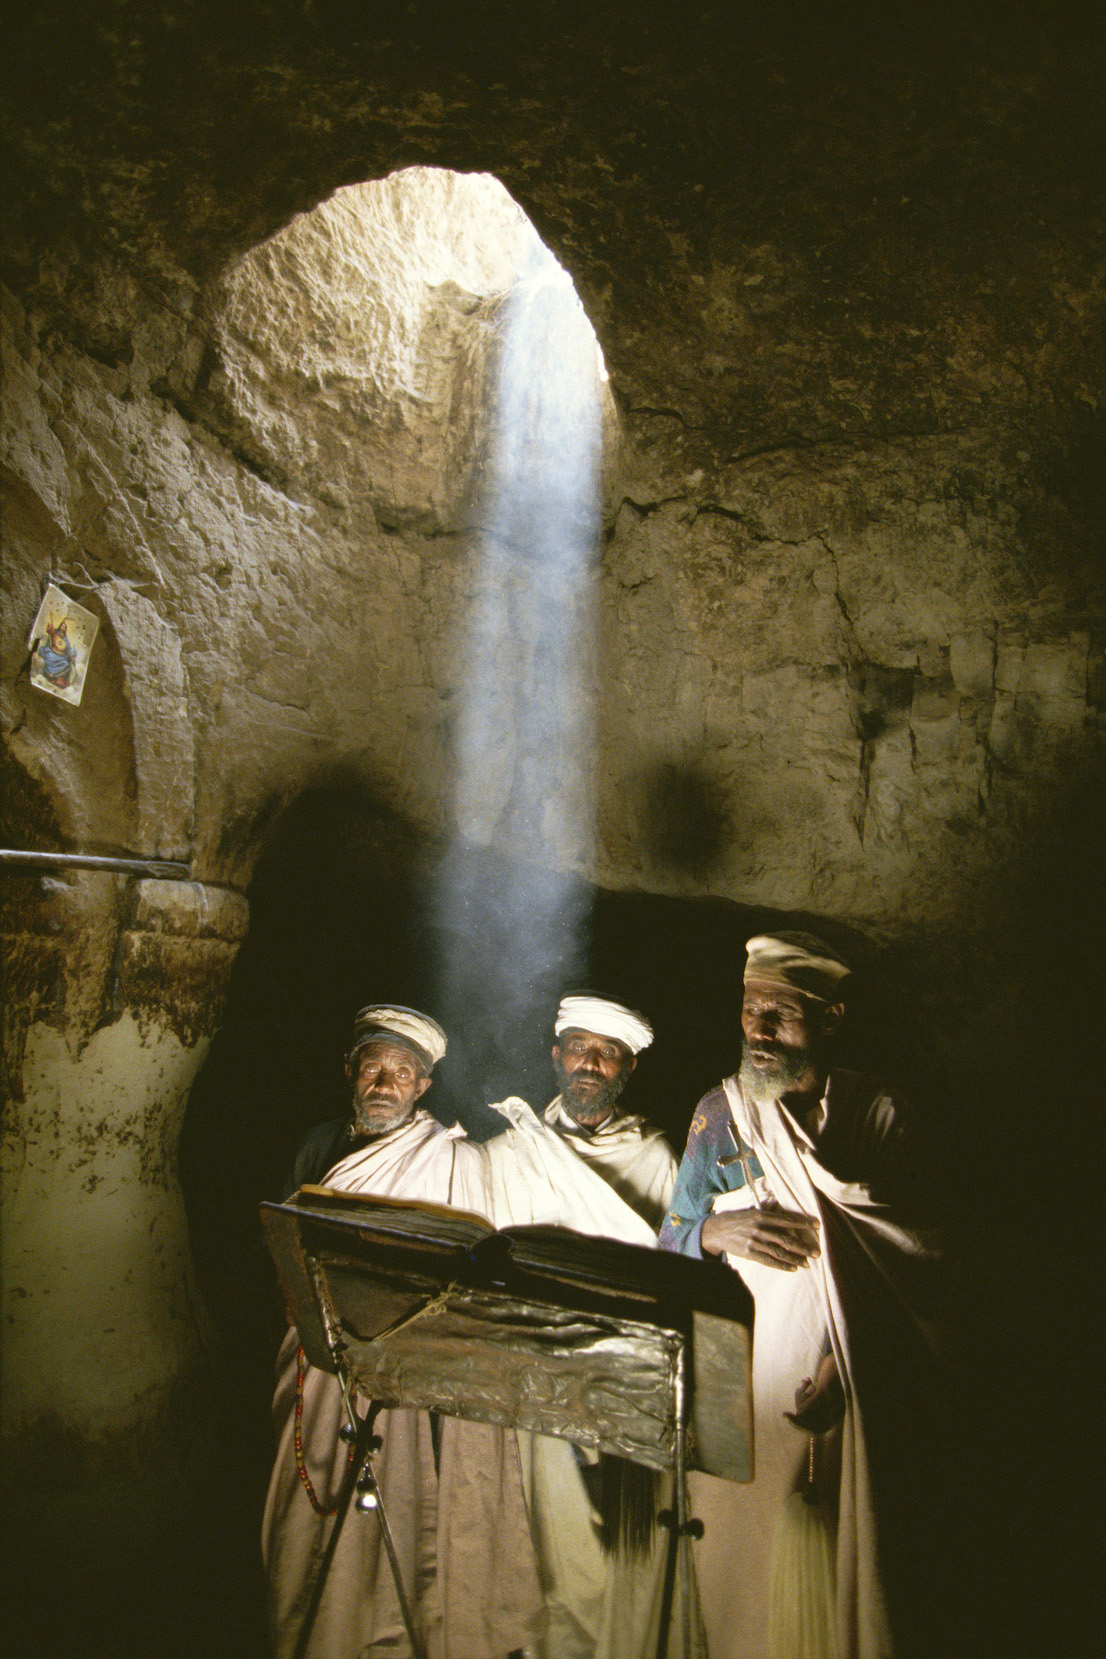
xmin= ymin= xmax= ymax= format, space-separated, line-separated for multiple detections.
xmin=718 ymin=1121 xmax=763 ymax=1209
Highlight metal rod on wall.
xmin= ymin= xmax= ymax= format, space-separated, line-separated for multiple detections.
xmin=0 ymin=849 xmax=193 ymax=880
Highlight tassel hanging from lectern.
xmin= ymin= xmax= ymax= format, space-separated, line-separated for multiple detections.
xmin=597 ymin=1452 xmax=661 ymax=1557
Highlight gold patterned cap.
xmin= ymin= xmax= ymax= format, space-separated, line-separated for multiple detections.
xmin=743 ymin=932 xmax=850 ymax=1003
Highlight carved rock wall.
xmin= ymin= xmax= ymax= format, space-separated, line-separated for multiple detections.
xmin=4 ymin=5 xmax=1104 ymax=939
xmin=9 ymin=165 xmax=1096 ymax=938
xmin=1 ymin=8 xmax=1104 ymax=1651
xmin=599 ymin=432 xmax=1101 ymax=932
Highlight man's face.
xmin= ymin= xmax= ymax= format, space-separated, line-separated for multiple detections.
xmin=552 ymin=1028 xmax=636 ymax=1129
xmin=738 ymin=981 xmax=842 ymax=1104
xmin=345 ymin=1039 xmax=431 ymax=1139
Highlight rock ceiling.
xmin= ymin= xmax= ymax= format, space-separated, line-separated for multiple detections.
xmin=4 ymin=1 xmax=1105 ymax=479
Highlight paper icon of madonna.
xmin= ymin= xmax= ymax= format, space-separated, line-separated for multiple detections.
xmin=28 ymin=584 xmax=101 ymax=707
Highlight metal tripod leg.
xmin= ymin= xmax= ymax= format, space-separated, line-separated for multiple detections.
xmin=655 ymin=1341 xmax=703 ymax=1659
xmin=292 ymin=1394 xmax=425 ymax=1659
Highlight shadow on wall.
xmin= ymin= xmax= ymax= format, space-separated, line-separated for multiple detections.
xmin=639 ymin=758 xmax=733 ymax=879
xmin=929 ymin=767 xmax=1106 ymax=1659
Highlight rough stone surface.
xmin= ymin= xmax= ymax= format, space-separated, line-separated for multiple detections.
xmin=1 ymin=1014 xmax=212 ymax=1440
xmin=97 ymin=579 xmax=197 ymax=859
xmin=597 ymin=431 xmax=1103 ymax=930
xmin=4 ymin=7 xmax=1102 ymax=933
xmin=208 ymin=168 xmax=605 ymax=531
xmin=0 ymin=10 xmax=1104 ymax=1648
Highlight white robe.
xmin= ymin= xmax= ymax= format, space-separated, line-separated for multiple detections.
xmin=542 ymin=1096 xmax=679 ymax=1233
xmin=262 ymin=1109 xmax=544 ymax=1659
xmin=483 ymin=1098 xmax=705 ymax=1659
xmin=688 ymin=1074 xmax=938 ymax=1659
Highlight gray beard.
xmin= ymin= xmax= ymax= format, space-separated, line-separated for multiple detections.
xmin=352 ymin=1093 xmax=416 ymax=1139
xmin=738 ymin=1039 xmax=816 ymax=1104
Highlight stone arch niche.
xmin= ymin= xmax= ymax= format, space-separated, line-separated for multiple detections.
xmin=203 ymin=166 xmax=621 ymax=537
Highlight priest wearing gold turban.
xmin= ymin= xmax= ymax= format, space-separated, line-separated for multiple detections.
xmin=661 ymin=934 xmax=942 ymax=1659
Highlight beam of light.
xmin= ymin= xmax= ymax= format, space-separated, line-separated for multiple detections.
xmin=433 ymin=248 xmax=604 ymax=1111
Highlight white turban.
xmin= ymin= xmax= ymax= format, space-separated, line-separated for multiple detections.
xmin=554 ymin=994 xmax=654 ymax=1055
xmin=743 ymin=932 xmax=850 ymax=1003
xmin=349 ymin=1005 xmax=447 ymax=1070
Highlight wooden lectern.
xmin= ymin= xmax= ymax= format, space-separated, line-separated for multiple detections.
xmin=262 ymin=1188 xmax=754 ymax=1659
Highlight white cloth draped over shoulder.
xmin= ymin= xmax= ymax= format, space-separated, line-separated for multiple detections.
xmin=479 ymin=1096 xmax=659 ymax=1243
xmin=262 ymin=1109 xmax=543 ymax=1659
xmin=689 ymin=1072 xmax=938 ymax=1659
xmin=542 ymin=1097 xmax=679 ymax=1233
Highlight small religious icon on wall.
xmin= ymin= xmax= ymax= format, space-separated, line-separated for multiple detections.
xmin=27 ymin=584 xmax=101 ymax=707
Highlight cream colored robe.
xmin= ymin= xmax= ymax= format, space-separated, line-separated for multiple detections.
xmin=542 ymin=1097 xmax=679 ymax=1233
xmin=262 ymin=1109 xmax=543 ymax=1659
xmin=685 ymin=1074 xmax=937 ymax=1659
xmin=483 ymin=1099 xmax=705 ymax=1659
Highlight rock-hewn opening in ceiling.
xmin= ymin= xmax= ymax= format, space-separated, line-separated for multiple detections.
xmin=204 ymin=166 xmax=619 ymax=533
xmin=199 ymin=164 xmax=626 ymax=1105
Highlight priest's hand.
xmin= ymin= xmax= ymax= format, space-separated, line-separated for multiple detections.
xmin=700 ymin=1201 xmax=820 ymax=1269
xmin=785 ymin=1352 xmax=846 ymax=1432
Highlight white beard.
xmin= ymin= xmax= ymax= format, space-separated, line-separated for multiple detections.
xmin=738 ymin=1043 xmax=813 ymax=1104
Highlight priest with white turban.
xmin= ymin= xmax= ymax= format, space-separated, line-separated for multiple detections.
xmin=660 ymin=934 xmax=943 ymax=1659
xmin=542 ymin=993 xmax=678 ymax=1232
xmin=262 ymin=1004 xmax=545 ymax=1659
xmin=480 ymin=994 xmax=703 ymax=1659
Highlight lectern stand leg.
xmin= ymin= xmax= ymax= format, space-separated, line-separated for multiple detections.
xmin=655 ymin=1341 xmax=703 ymax=1659
xmin=292 ymin=1400 xmax=425 ymax=1659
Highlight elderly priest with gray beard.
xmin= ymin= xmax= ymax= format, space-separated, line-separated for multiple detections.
xmin=263 ymin=1004 xmax=545 ymax=1659
xmin=660 ymin=933 xmax=942 ymax=1659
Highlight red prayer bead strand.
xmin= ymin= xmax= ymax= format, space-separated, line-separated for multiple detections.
xmin=293 ymin=1344 xmax=354 ymax=1518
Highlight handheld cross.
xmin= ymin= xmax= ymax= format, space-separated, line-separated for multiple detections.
xmin=718 ymin=1122 xmax=763 ymax=1209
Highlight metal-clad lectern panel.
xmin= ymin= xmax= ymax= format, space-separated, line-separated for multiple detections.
xmin=262 ymin=1187 xmax=753 ymax=1482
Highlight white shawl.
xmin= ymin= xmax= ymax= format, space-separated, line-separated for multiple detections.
xmin=690 ymin=1071 xmax=936 ymax=1659
xmin=542 ymin=1096 xmax=678 ymax=1233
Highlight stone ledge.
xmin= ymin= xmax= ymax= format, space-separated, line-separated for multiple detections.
xmin=127 ymin=878 xmax=249 ymax=942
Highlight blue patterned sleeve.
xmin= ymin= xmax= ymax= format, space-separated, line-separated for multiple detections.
xmin=658 ymin=1088 xmax=759 ymax=1258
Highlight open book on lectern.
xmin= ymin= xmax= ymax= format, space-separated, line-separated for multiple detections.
xmin=261 ymin=1186 xmax=754 ymax=1483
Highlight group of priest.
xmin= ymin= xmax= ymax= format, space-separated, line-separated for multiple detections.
xmin=262 ymin=933 xmax=941 ymax=1659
